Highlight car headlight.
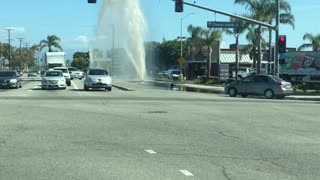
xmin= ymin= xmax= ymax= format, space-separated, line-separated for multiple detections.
xmin=105 ymin=78 xmax=112 ymax=84
xmin=10 ymin=79 xmax=17 ymax=83
xmin=59 ymin=78 xmax=66 ymax=83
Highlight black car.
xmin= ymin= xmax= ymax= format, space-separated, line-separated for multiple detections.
xmin=0 ymin=70 xmax=22 ymax=89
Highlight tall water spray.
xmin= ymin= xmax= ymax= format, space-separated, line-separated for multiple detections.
xmin=93 ymin=0 xmax=147 ymax=81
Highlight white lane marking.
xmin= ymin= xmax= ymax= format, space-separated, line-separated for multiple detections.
xmin=144 ymin=149 xmax=157 ymax=154
xmin=71 ymin=80 xmax=79 ymax=90
xmin=180 ymin=170 xmax=194 ymax=176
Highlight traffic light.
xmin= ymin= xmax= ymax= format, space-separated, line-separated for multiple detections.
xmin=278 ymin=35 xmax=286 ymax=53
xmin=175 ymin=0 xmax=184 ymax=12
xmin=88 ymin=0 xmax=96 ymax=3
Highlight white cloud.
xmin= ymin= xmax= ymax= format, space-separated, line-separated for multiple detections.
xmin=75 ymin=35 xmax=89 ymax=46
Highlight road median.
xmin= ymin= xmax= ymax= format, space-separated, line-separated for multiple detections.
xmin=112 ymin=84 xmax=135 ymax=91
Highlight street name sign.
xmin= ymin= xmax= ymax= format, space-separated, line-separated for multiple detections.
xmin=207 ymin=21 xmax=240 ymax=28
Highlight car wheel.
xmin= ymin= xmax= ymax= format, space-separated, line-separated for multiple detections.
xmin=276 ymin=95 xmax=285 ymax=99
xmin=264 ymin=89 xmax=274 ymax=99
xmin=19 ymin=82 xmax=22 ymax=88
xmin=228 ymin=88 xmax=237 ymax=97
xmin=67 ymin=82 xmax=71 ymax=86
xmin=106 ymin=87 xmax=112 ymax=91
xmin=84 ymin=85 xmax=89 ymax=91
xmin=241 ymin=94 xmax=247 ymax=98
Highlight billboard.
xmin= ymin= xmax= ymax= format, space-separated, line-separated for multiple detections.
xmin=280 ymin=52 xmax=320 ymax=75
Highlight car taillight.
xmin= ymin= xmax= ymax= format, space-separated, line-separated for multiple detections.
xmin=279 ymin=83 xmax=285 ymax=89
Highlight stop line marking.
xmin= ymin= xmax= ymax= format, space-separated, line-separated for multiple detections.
xmin=144 ymin=149 xmax=157 ymax=154
xmin=180 ymin=170 xmax=194 ymax=176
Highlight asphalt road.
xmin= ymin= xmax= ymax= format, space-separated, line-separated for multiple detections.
xmin=0 ymin=77 xmax=319 ymax=180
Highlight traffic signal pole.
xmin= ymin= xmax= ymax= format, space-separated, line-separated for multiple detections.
xmin=175 ymin=0 xmax=274 ymax=29
xmin=275 ymin=0 xmax=280 ymax=76
xmin=173 ymin=0 xmax=281 ymax=75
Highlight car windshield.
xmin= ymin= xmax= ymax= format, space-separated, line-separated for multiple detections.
xmin=88 ymin=69 xmax=108 ymax=75
xmin=0 ymin=72 xmax=16 ymax=77
xmin=68 ymin=67 xmax=78 ymax=71
xmin=270 ymin=75 xmax=284 ymax=82
xmin=172 ymin=71 xmax=180 ymax=74
xmin=54 ymin=68 xmax=68 ymax=73
xmin=29 ymin=71 xmax=37 ymax=73
xmin=45 ymin=71 xmax=63 ymax=77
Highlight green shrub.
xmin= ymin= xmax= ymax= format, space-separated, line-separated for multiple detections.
xmin=205 ymin=77 xmax=219 ymax=84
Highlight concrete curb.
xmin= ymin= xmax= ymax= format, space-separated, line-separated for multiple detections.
xmin=286 ymin=96 xmax=320 ymax=101
xmin=112 ymin=84 xmax=134 ymax=91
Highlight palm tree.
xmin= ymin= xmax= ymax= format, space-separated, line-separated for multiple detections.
xmin=187 ymin=25 xmax=202 ymax=61
xmin=241 ymin=25 xmax=268 ymax=69
xmin=234 ymin=0 xmax=294 ymax=74
xmin=200 ymin=29 xmax=222 ymax=78
xmin=298 ymin=33 xmax=320 ymax=51
xmin=265 ymin=0 xmax=294 ymax=73
xmin=39 ymin=35 xmax=63 ymax=52
xmin=224 ymin=17 xmax=249 ymax=80
xmin=234 ymin=0 xmax=269 ymax=73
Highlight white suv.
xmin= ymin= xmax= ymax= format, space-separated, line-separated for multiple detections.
xmin=53 ymin=67 xmax=71 ymax=86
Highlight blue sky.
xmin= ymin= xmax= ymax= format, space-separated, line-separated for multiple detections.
xmin=1 ymin=0 xmax=320 ymax=59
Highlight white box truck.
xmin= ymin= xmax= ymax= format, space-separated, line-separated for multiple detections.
xmin=45 ymin=52 xmax=66 ymax=70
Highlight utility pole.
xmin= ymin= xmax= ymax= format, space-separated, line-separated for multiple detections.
xmin=112 ymin=24 xmax=115 ymax=74
xmin=24 ymin=42 xmax=29 ymax=71
xmin=17 ymin=38 xmax=24 ymax=70
xmin=275 ymin=0 xmax=280 ymax=76
xmin=4 ymin=28 xmax=14 ymax=69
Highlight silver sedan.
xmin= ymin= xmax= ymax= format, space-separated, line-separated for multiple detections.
xmin=224 ymin=75 xmax=293 ymax=99
xmin=84 ymin=68 xmax=112 ymax=91
xmin=41 ymin=70 xmax=66 ymax=89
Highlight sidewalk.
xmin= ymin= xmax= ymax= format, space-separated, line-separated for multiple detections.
xmin=113 ymin=80 xmax=320 ymax=101
xmin=156 ymin=80 xmax=320 ymax=101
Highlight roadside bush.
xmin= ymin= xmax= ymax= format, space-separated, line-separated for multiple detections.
xmin=195 ymin=76 xmax=220 ymax=85
xmin=205 ymin=76 xmax=219 ymax=84
xmin=195 ymin=76 xmax=206 ymax=84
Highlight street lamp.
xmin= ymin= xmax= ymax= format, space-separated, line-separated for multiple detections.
xmin=180 ymin=13 xmax=194 ymax=57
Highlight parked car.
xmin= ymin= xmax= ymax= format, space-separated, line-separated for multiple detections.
xmin=67 ymin=67 xmax=84 ymax=80
xmin=53 ymin=67 xmax=71 ymax=86
xmin=41 ymin=70 xmax=66 ymax=90
xmin=224 ymin=74 xmax=293 ymax=99
xmin=167 ymin=69 xmax=180 ymax=80
xmin=0 ymin=70 xmax=22 ymax=89
xmin=157 ymin=71 xmax=168 ymax=78
xmin=84 ymin=68 xmax=112 ymax=91
xmin=28 ymin=70 xmax=38 ymax=77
